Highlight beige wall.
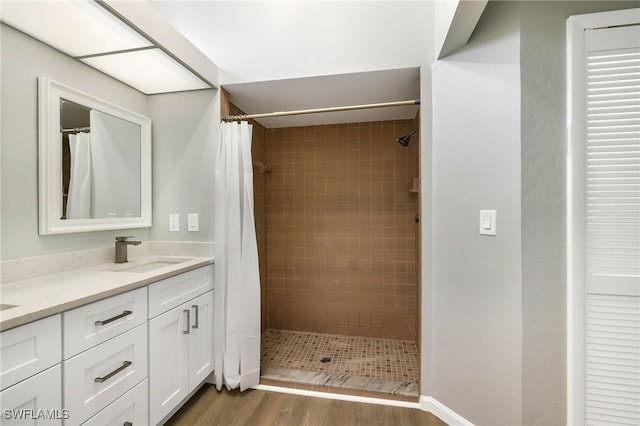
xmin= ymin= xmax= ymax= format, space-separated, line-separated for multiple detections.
xmin=265 ymin=120 xmax=420 ymax=341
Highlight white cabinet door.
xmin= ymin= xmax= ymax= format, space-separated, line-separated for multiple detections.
xmin=188 ymin=291 xmax=214 ymax=392
xmin=0 ymin=364 xmax=62 ymax=426
xmin=148 ymin=305 xmax=189 ymax=425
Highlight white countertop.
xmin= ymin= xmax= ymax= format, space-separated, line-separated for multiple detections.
xmin=0 ymin=255 xmax=214 ymax=331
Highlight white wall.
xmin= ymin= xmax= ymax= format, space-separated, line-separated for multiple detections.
xmin=434 ymin=0 xmax=460 ymax=56
xmin=519 ymin=1 xmax=639 ymax=424
xmin=0 ymin=24 xmax=219 ymax=261
xmin=148 ymin=90 xmax=218 ymax=242
xmin=430 ymin=2 xmax=523 ymax=424
xmin=427 ymin=1 xmax=640 ymax=424
xmin=0 ymin=24 xmax=149 ymax=260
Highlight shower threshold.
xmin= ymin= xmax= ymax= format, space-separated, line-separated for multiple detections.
xmin=260 ymin=329 xmax=420 ymax=402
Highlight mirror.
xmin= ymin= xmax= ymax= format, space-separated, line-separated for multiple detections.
xmin=38 ymin=77 xmax=152 ymax=234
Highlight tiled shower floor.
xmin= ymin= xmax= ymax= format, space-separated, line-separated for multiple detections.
xmin=260 ymin=329 xmax=420 ymax=400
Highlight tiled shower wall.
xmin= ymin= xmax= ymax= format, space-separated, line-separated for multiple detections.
xmin=251 ymin=121 xmax=269 ymax=334
xmin=265 ymin=120 xmax=420 ymax=341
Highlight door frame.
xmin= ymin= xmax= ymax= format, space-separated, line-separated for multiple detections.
xmin=566 ymin=8 xmax=640 ymax=425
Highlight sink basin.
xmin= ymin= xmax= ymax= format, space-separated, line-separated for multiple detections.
xmin=119 ymin=261 xmax=182 ymax=273
xmin=108 ymin=258 xmax=192 ymax=273
xmin=0 ymin=303 xmax=18 ymax=311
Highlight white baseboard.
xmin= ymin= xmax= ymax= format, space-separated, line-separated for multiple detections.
xmin=420 ymin=396 xmax=474 ymax=426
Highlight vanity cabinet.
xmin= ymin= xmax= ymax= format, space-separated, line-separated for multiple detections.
xmin=148 ymin=266 xmax=214 ymax=425
xmin=0 ymin=314 xmax=62 ymax=425
xmin=81 ymin=378 xmax=148 ymax=426
xmin=63 ymin=324 xmax=147 ymax=425
xmin=62 ymin=287 xmax=147 ymax=359
xmin=1 ymin=263 xmax=214 ymax=426
xmin=62 ymin=288 xmax=148 ymax=426
xmin=0 ymin=365 xmax=63 ymax=426
xmin=0 ymin=314 xmax=61 ymax=390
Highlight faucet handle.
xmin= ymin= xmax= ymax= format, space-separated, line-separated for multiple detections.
xmin=115 ymin=236 xmax=136 ymax=242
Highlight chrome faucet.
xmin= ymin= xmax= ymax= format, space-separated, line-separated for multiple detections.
xmin=115 ymin=236 xmax=141 ymax=263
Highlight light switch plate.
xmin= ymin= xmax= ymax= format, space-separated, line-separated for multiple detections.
xmin=169 ymin=214 xmax=179 ymax=232
xmin=480 ymin=210 xmax=497 ymax=236
xmin=188 ymin=213 xmax=199 ymax=232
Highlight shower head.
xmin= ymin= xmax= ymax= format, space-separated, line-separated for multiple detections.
xmin=396 ymin=129 xmax=418 ymax=147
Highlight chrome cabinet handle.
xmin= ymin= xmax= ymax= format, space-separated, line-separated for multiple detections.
xmin=95 ymin=361 xmax=132 ymax=383
xmin=95 ymin=310 xmax=132 ymax=326
xmin=183 ymin=309 xmax=190 ymax=334
xmin=192 ymin=304 xmax=199 ymax=329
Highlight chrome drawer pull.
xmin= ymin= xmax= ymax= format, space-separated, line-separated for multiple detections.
xmin=95 ymin=310 xmax=132 ymax=326
xmin=192 ymin=304 xmax=199 ymax=329
xmin=183 ymin=309 xmax=190 ymax=334
xmin=94 ymin=361 xmax=132 ymax=383
xmin=123 ymin=423 xmax=132 ymax=426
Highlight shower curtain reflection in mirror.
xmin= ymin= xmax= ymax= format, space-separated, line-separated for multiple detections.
xmin=65 ymin=131 xmax=92 ymax=219
xmin=89 ymin=109 xmax=141 ymax=219
xmin=63 ymin=109 xmax=141 ymax=220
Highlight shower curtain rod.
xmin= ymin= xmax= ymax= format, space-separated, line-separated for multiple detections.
xmin=61 ymin=126 xmax=91 ymax=133
xmin=222 ymin=99 xmax=420 ymax=122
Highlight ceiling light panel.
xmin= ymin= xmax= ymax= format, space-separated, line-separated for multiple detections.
xmin=1 ymin=0 xmax=152 ymax=57
xmin=81 ymin=48 xmax=211 ymax=94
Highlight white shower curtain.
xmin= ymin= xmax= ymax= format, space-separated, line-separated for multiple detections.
xmin=213 ymin=121 xmax=261 ymax=391
xmin=66 ymin=132 xmax=91 ymax=219
xmin=90 ymin=109 xmax=141 ymax=218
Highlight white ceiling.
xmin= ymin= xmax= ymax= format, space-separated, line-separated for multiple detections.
xmin=223 ymin=68 xmax=421 ymax=128
xmin=1 ymin=0 xmax=213 ymax=94
xmin=148 ymin=1 xmax=435 ymax=128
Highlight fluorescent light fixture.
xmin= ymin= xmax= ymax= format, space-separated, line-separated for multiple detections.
xmin=82 ymin=48 xmax=211 ymax=94
xmin=1 ymin=1 xmax=152 ymax=57
xmin=1 ymin=0 xmax=214 ymax=93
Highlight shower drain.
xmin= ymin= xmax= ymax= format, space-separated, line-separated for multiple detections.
xmin=320 ymin=357 xmax=332 ymax=363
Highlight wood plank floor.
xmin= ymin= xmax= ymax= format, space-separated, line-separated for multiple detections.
xmin=165 ymin=385 xmax=447 ymax=426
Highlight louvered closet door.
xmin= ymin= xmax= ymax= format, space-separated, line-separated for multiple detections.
xmin=584 ymin=24 xmax=640 ymax=426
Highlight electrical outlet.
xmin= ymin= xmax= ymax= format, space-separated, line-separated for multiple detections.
xmin=169 ymin=214 xmax=179 ymax=232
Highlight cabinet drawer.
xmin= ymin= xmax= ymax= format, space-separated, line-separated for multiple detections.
xmin=81 ymin=379 xmax=147 ymax=426
xmin=1 ymin=314 xmax=61 ymax=390
xmin=0 ymin=364 xmax=62 ymax=426
xmin=148 ymin=265 xmax=213 ymax=318
xmin=63 ymin=324 xmax=147 ymax=425
xmin=63 ymin=287 xmax=147 ymax=359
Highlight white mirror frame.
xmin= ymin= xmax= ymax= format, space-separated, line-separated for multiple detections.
xmin=38 ymin=77 xmax=152 ymax=234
